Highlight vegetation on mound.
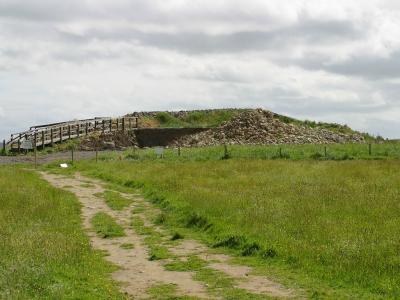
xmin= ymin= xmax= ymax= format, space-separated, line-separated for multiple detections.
xmin=133 ymin=108 xmax=376 ymax=140
xmin=273 ymin=112 xmax=377 ymax=140
xmin=0 ymin=166 xmax=125 ymax=299
xmin=138 ymin=109 xmax=247 ymax=128
xmin=50 ymin=157 xmax=400 ymax=298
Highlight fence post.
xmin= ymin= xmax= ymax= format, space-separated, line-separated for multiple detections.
xmin=369 ymin=143 xmax=372 ymax=156
xmin=68 ymin=125 xmax=71 ymax=140
xmin=18 ymin=134 xmax=21 ymax=152
xmin=59 ymin=127 xmax=62 ymax=143
xmin=95 ymin=148 xmax=98 ymax=163
xmin=34 ymin=132 xmax=37 ymax=169
xmin=223 ymin=144 xmax=229 ymax=159
xmin=34 ymin=132 xmax=37 ymax=150
xmin=2 ymin=139 xmax=5 ymax=154
xmin=50 ymin=128 xmax=54 ymax=146
xmin=71 ymin=148 xmax=74 ymax=165
xmin=116 ymin=119 xmax=119 ymax=131
xmin=41 ymin=131 xmax=45 ymax=148
xmin=77 ymin=124 xmax=80 ymax=137
xmin=122 ymin=118 xmax=125 ymax=132
xmin=279 ymin=147 xmax=282 ymax=158
xmin=102 ymin=120 xmax=105 ymax=133
xmin=135 ymin=117 xmax=138 ymax=128
xmin=85 ymin=123 xmax=88 ymax=135
xmin=324 ymin=146 xmax=327 ymax=158
xmin=178 ymin=146 xmax=181 ymax=156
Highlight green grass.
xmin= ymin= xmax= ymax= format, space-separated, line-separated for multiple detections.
xmin=95 ymin=190 xmax=132 ymax=210
xmin=142 ymin=109 xmax=245 ymax=128
xmin=91 ymin=212 xmax=125 ymax=238
xmin=57 ymin=156 xmax=400 ymax=298
xmin=80 ymin=183 xmax=95 ymax=188
xmin=147 ymin=283 xmax=200 ymax=300
xmin=0 ymin=166 xmax=125 ymax=299
xmin=94 ymin=142 xmax=400 ymax=162
xmin=120 ymin=243 xmax=134 ymax=250
xmin=131 ymin=216 xmax=172 ymax=261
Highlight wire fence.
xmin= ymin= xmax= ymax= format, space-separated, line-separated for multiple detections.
xmin=96 ymin=142 xmax=400 ymax=162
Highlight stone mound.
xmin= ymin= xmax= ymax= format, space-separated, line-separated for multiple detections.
xmin=175 ymin=109 xmax=364 ymax=147
xmin=79 ymin=131 xmax=138 ymax=151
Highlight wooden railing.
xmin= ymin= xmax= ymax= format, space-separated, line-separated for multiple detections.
xmin=4 ymin=116 xmax=138 ymax=152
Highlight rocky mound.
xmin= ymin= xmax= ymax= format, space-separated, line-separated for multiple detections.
xmin=175 ymin=109 xmax=364 ymax=147
xmin=79 ymin=131 xmax=138 ymax=151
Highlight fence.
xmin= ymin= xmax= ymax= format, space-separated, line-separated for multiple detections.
xmin=95 ymin=142 xmax=400 ymax=162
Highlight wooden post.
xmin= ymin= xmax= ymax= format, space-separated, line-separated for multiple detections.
xmin=116 ymin=119 xmax=119 ymax=131
xmin=94 ymin=121 xmax=97 ymax=130
xmin=68 ymin=125 xmax=71 ymax=140
xmin=2 ymin=139 xmax=5 ymax=154
xmin=34 ymin=145 xmax=37 ymax=169
xmin=369 ymin=143 xmax=372 ymax=155
xmin=135 ymin=117 xmax=138 ymax=128
xmin=85 ymin=123 xmax=88 ymax=135
xmin=109 ymin=119 xmax=112 ymax=132
xmin=223 ymin=144 xmax=228 ymax=159
xmin=50 ymin=128 xmax=53 ymax=146
xmin=41 ymin=131 xmax=45 ymax=148
xmin=102 ymin=120 xmax=105 ymax=133
xmin=324 ymin=146 xmax=327 ymax=158
xmin=122 ymin=118 xmax=125 ymax=132
xmin=59 ymin=127 xmax=62 ymax=143
xmin=17 ymin=134 xmax=21 ymax=152
xmin=128 ymin=118 xmax=131 ymax=130
xmin=34 ymin=132 xmax=37 ymax=169
xmin=77 ymin=124 xmax=80 ymax=137
xmin=71 ymin=148 xmax=74 ymax=165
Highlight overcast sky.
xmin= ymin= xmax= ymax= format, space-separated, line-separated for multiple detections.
xmin=1 ymin=0 xmax=400 ymax=140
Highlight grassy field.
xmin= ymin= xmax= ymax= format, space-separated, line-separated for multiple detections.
xmin=102 ymin=142 xmax=400 ymax=162
xmin=45 ymin=154 xmax=400 ymax=299
xmin=0 ymin=166 xmax=126 ymax=299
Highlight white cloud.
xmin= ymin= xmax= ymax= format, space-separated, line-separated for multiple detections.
xmin=0 ymin=0 xmax=399 ymax=140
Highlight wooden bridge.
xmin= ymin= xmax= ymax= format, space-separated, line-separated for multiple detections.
xmin=3 ymin=116 xmax=138 ymax=152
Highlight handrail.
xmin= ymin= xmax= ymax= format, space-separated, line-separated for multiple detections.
xmin=4 ymin=116 xmax=138 ymax=151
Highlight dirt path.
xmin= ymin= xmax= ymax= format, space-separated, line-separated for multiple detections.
xmin=41 ymin=172 xmax=296 ymax=299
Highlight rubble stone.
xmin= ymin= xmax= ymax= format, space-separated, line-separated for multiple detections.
xmin=175 ymin=109 xmax=364 ymax=147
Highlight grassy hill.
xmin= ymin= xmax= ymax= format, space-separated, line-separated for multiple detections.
xmin=133 ymin=108 xmax=373 ymax=139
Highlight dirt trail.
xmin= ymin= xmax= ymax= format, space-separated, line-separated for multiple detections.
xmin=41 ymin=172 xmax=296 ymax=299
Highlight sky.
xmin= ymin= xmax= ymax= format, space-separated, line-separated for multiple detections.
xmin=1 ymin=0 xmax=400 ymax=141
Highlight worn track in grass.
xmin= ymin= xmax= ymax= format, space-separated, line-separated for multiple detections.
xmin=41 ymin=171 xmax=296 ymax=299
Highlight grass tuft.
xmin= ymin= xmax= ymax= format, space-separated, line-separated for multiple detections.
xmin=96 ymin=190 xmax=132 ymax=210
xmin=91 ymin=212 xmax=125 ymax=238
xmin=171 ymin=232 xmax=184 ymax=241
xmin=120 ymin=243 xmax=134 ymax=250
